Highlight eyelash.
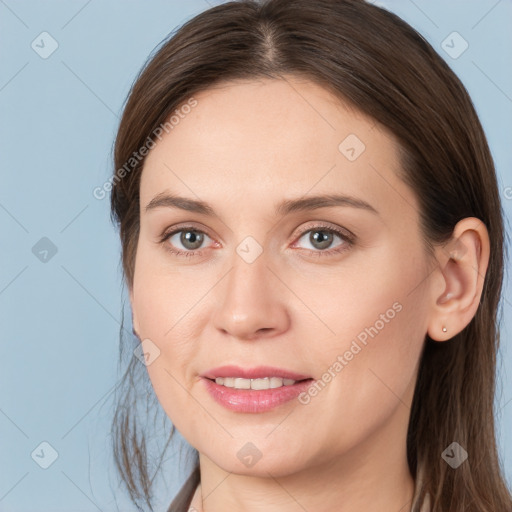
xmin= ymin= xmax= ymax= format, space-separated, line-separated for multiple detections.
xmin=158 ymin=223 xmax=355 ymax=259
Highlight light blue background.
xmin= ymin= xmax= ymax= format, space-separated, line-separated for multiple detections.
xmin=1 ymin=1 xmax=511 ymax=510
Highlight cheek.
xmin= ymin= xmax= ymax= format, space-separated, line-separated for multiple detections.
xmin=294 ymin=250 xmax=428 ymax=450
xmin=289 ymin=242 xmax=428 ymax=356
xmin=132 ymin=240 xmax=202 ymax=339
xmin=131 ymin=251 xmax=205 ymax=429
xmin=304 ymin=299 xmax=425 ymax=461
xmin=132 ymin=277 xmax=203 ymax=437
xmin=132 ymin=265 xmax=202 ymax=369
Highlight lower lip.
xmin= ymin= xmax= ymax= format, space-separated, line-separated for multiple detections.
xmin=202 ymin=377 xmax=315 ymax=413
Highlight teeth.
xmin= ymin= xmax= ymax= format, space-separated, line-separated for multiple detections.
xmin=234 ymin=377 xmax=251 ymax=389
xmin=214 ymin=377 xmax=297 ymax=389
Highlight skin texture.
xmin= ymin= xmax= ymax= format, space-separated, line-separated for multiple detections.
xmin=130 ymin=77 xmax=490 ymax=512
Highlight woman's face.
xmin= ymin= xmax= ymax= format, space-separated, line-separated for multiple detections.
xmin=131 ymin=77 xmax=434 ymax=477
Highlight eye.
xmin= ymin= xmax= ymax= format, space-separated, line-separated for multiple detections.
xmin=160 ymin=226 xmax=213 ymax=257
xmin=159 ymin=223 xmax=354 ymax=258
xmin=292 ymin=224 xmax=354 ymax=256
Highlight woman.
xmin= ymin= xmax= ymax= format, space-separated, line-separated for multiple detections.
xmin=110 ymin=1 xmax=512 ymax=510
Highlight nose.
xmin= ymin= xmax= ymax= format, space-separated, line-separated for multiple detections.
xmin=211 ymin=251 xmax=290 ymax=341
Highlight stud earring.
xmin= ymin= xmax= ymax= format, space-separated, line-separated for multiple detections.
xmin=442 ymin=326 xmax=447 ymax=333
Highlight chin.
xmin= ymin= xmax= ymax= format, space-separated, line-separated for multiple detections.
xmin=205 ymin=446 xmax=309 ymax=478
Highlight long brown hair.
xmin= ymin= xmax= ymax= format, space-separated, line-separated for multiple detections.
xmin=109 ymin=1 xmax=511 ymax=510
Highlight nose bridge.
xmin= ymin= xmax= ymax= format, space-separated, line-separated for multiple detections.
xmin=225 ymin=245 xmax=273 ymax=316
xmin=211 ymin=240 xmax=289 ymax=339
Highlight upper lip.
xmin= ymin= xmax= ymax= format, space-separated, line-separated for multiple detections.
xmin=201 ymin=365 xmax=312 ymax=381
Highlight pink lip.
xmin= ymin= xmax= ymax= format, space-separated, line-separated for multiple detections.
xmin=202 ymin=377 xmax=315 ymax=413
xmin=200 ymin=365 xmax=312 ymax=381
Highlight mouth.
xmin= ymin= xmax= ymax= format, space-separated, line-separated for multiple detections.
xmin=200 ymin=364 xmax=313 ymax=382
xmin=204 ymin=376 xmax=314 ymax=390
xmin=200 ymin=366 xmax=316 ymax=413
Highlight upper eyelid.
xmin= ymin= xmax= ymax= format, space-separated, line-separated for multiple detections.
xmin=161 ymin=223 xmax=214 ymax=242
xmin=295 ymin=221 xmax=352 ymax=236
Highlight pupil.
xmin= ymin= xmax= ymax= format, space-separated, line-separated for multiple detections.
xmin=311 ymin=230 xmax=332 ymax=249
xmin=182 ymin=230 xmax=203 ymax=250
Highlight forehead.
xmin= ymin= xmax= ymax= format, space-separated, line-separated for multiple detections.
xmin=140 ymin=77 xmax=417 ymax=221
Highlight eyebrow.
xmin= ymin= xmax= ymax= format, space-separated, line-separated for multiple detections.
xmin=145 ymin=192 xmax=379 ymax=217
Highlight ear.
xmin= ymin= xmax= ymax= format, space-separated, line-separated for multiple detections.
xmin=426 ymin=217 xmax=490 ymax=342
xmin=129 ymin=286 xmax=141 ymax=340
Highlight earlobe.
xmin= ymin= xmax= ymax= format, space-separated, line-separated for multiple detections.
xmin=426 ymin=217 xmax=490 ymax=342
